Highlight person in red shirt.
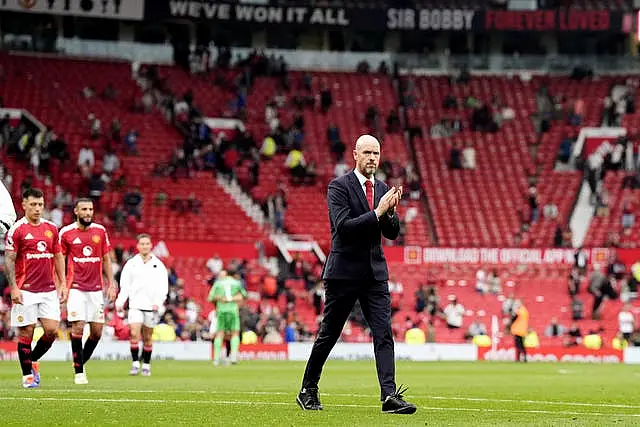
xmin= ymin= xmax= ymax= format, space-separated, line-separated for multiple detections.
xmin=59 ymin=198 xmax=116 ymax=385
xmin=5 ymin=188 xmax=67 ymax=389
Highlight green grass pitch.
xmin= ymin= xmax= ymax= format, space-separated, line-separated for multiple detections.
xmin=1 ymin=360 xmax=639 ymax=426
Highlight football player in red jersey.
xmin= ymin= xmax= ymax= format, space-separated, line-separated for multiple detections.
xmin=59 ymin=198 xmax=116 ymax=384
xmin=5 ymin=188 xmax=67 ymax=388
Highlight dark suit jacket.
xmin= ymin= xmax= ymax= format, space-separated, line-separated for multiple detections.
xmin=322 ymin=171 xmax=400 ymax=282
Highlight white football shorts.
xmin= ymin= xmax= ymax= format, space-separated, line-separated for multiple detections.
xmin=128 ymin=308 xmax=158 ymax=328
xmin=11 ymin=290 xmax=60 ymax=327
xmin=67 ymin=289 xmax=105 ymax=323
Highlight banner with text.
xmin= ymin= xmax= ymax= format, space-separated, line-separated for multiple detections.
xmin=288 ymin=342 xmax=476 ymax=362
xmin=146 ymin=2 xmax=479 ymax=32
xmin=0 ymin=341 xmax=211 ymax=361
xmin=145 ymin=2 xmax=626 ymax=33
xmin=478 ymin=346 xmax=623 ymax=363
xmin=0 ymin=0 xmax=145 ymax=20
xmin=402 ymin=247 xmax=625 ymax=266
xmin=479 ymin=10 xmax=627 ymax=33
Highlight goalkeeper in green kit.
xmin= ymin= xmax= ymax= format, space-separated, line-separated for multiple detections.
xmin=208 ymin=270 xmax=247 ymax=366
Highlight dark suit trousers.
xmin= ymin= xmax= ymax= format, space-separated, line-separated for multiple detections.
xmin=302 ymin=279 xmax=396 ymax=401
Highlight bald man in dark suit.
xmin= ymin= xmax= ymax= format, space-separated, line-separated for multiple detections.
xmin=296 ymin=135 xmax=416 ymax=415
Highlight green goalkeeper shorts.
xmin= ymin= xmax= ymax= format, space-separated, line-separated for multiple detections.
xmin=216 ymin=311 xmax=240 ymax=332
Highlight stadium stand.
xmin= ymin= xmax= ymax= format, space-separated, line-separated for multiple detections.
xmin=0 ymin=49 xmax=637 ymax=347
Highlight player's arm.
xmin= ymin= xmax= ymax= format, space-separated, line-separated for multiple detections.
xmin=208 ymin=281 xmax=222 ymax=303
xmin=115 ymin=261 xmax=131 ymax=311
xmin=5 ymin=249 xmax=21 ymax=304
xmin=54 ymin=252 xmax=68 ymax=303
xmin=232 ymin=285 xmax=247 ymax=302
xmin=154 ymin=264 xmax=169 ymax=310
xmin=102 ymin=251 xmax=117 ymax=302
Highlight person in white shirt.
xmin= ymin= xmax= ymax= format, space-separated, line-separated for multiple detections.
xmin=102 ymin=150 xmax=120 ymax=174
xmin=0 ymin=180 xmax=16 ymax=237
xmin=206 ymin=254 xmax=223 ymax=276
xmin=115 ymin=234 xmax=169 ymax=377
xmin=475 ymin=268 xmax=487 ymax=294
xmin=462 ymin=143 xmax=476 ymax=170
xmin=334 ymin=160 xmax=350 ymax=178
xmin=50 ymin=203 xmax=64 ymax=228
xmin=443 ymin=296 xmax=465 ymax=329
xmin=618 ymin=304 xmax=635 ymax=342
xmin=77 ymin=145 xmax=95 ymax=168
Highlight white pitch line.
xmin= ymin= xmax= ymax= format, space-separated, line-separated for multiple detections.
xmin=31 ymin=389 xmax=640 ymax=410
xmin=0 ymin=396 xmax=638 ymax=418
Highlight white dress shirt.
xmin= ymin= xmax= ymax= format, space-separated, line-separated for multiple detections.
xmin=353 ymin=168 xmax=375 ymax=201
xmin=116 ymin=254 xmax=169 ymax=311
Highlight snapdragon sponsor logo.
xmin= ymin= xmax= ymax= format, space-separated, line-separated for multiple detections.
xmin=72 ymin=256 xmax=101 ymax=264
xmin=26 ymin=253 xmax=54 ymax=260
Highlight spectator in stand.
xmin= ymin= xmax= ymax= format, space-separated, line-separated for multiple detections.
xmin=48 ymin=133 xmax=70 ymax=164
xmin=320 ymin=84 xmax=332 ymax=114
xmin=53 ymin=185 xmax=73 ymax=209
xmin=502 ymin=292 xmax=515 ymax=316
xmin=564 ymin=322 xmax=582 ymax=347
xmin=618 ymin=304 xmax=635 ymax=344
xmin=443 ymin=295 xmax=465 ymax=330
xmin=488 ymin=269 xmax=501 ymax=295
xmin=462 ymin=143 xmax=476 ymax=170
xmin=88 ymin=114 xmax=101 ymax=139
xmin=622 ymin=200 xmax=635 ymax=234
xmin=527 ymin=186 xmax=539 ymax=223
xmin=543 ymin=202 xmax=558 ymax=220
xmin=123 ymin=187 xmax=143 ymax=220
xmin=260 ymin=135 xmax=276 ymax=159
xmin=607 ymin=254 xmax=627 ymax=287
xmin=77 ymin=144 xmax=95 ymax=169
xmin=465 ymin=319 xmax=487 ymax=340
xmin=50 ymin=203 xmax=64 ymax=228
xmin=88 ymin=172 xmax=105 ymax=208
xmin=102 ymin=149 xmax=120 ymax=175
xmin=574 ymin=247 xmax=588 ymax=277
xmin=589 ymin=265 xmax=618 ymax=320
xmin=544 ymin=317 xmax=566 ymax=337
xmin=125 ymin=130 xmax=138 ymax=155
xmin=285 ymin=146 xmax=307 ymax=184
xmin=449 ymin=143 xmax=462 ymax=169
xmin=386 ymin=110 xmax=401 ymax=134
xmin=475 ymin=267 xmax=487 ymax=294
xmin=572 ymin=297 xmax=584 ymax=320
xmin=334 ymin=159 xmax=350 ymax=178
xmin=103 ymin=83 xmax=118 ymax=100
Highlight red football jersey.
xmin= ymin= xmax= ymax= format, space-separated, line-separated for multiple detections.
xmin=5 ymin=218 xmax=61 ymax=293
xmin=59 ymin=222 xmax=111 ymax=292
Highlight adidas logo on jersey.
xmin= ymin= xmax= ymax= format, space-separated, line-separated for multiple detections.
xmin=24 ymin=233 xmax=34 ymax=240
xmin=73 ymin=237 xmax=82 ymax=244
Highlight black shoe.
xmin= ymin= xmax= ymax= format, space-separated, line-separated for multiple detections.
xmin=382 ymin=385 xmax=417 ymax=414
xmin=297 ymin=387 xmax=323 ymax=410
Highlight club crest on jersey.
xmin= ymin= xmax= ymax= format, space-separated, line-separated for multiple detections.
xmin=92 ymin=235 xmax=101 ymax=244
xmin=44 ymin=230 xmax=53 ymax=239
xmin=36 ymin=241 xmax=47 ymax=252
xmin=82 ymin=246 xmax=93 ymax=257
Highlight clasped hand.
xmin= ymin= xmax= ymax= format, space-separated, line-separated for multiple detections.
xmin=375 ymin=186 xmax=403 ymax=218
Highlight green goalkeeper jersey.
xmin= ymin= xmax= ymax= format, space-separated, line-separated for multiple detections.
xmin=208 ymin=276 xmax=246 ymax=314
